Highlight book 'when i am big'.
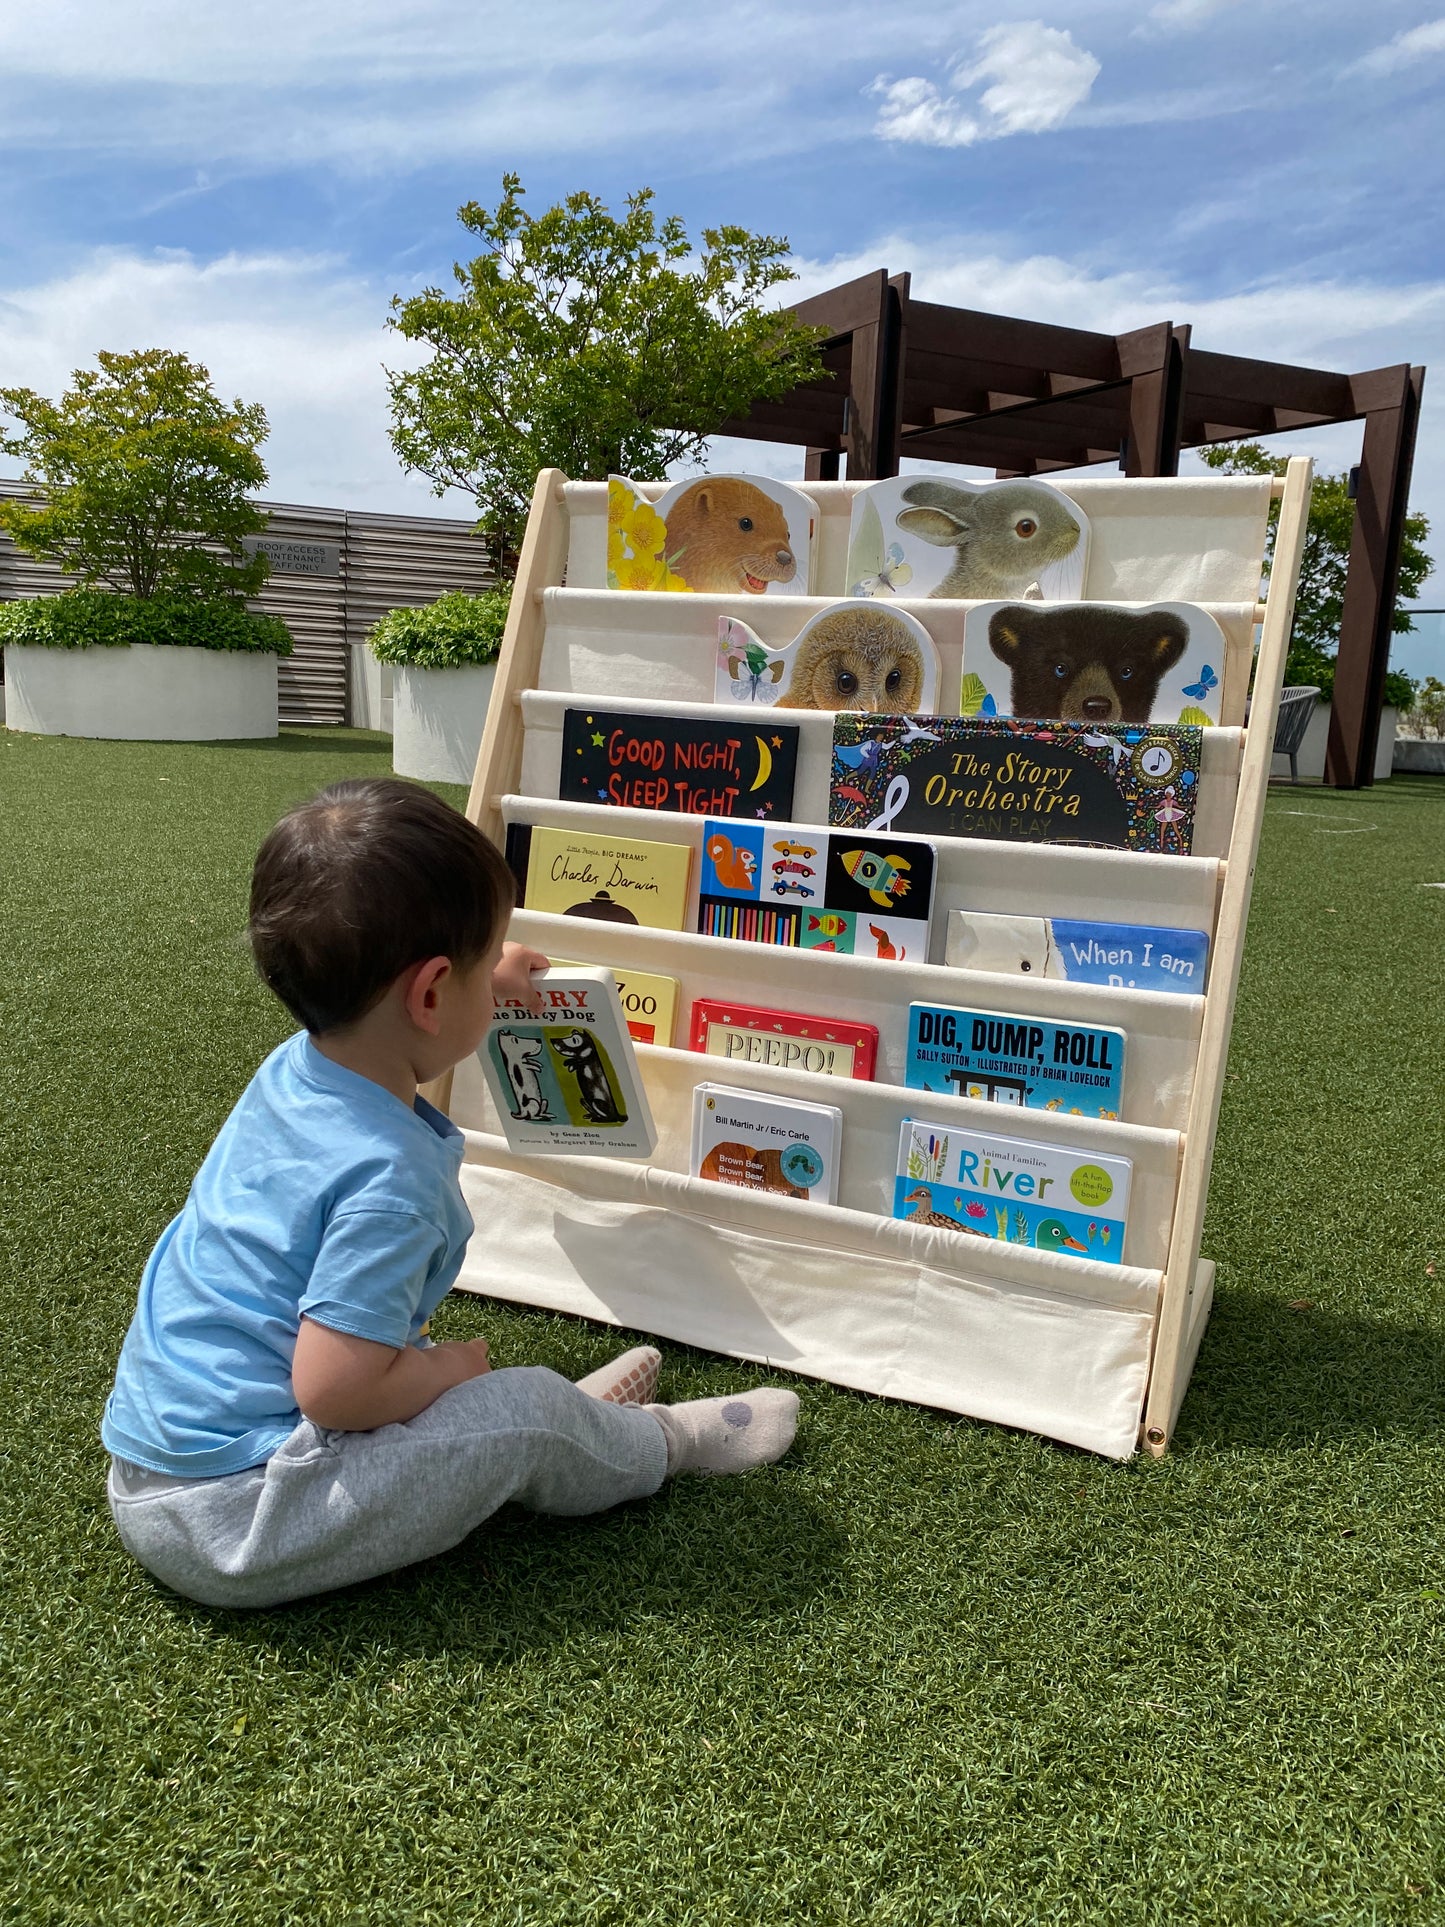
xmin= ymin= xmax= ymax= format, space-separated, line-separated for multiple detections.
xmin=906 ymin=1002 xmax=1126 ymax=1118
xmin=896 ymin=1120 xmax=1132 ymax=1265
xmin=478 ymin=967 xmax=656 ymax=1159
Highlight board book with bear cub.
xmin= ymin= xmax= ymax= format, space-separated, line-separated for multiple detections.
xmin=691 ymin=1084 xmax=842 ymax=1205
xmin=895 ymin=1121 xmax=1131 ymax=1264
xmin=905 ymin=1003 xmax=1125 ymax=1118
xmin=478 ymin=967 xmax=656 ymax=1159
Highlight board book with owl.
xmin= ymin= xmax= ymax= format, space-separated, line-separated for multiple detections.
xmin=478 ymin=967 xmax=656 ymax=1159
xmin=692 ymin=1084 xmax=843 ymax=1205
xmin=896 ymin=1120 xmax=1131 ymax=1265
xmin=697 ymin=816 xmax=935 ymax=962
xmin=505 ymin=823 xmax=692 ymax=931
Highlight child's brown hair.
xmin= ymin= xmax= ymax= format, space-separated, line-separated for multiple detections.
xmin=248 ymin=779 xmax=514 ymax=1034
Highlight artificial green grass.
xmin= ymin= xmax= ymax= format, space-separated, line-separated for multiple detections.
xmin=2 ymin=728 xmax=1443 ymax=1926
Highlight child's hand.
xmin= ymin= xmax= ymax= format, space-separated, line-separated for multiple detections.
xmin=491 ymin=941 xmax=549 ymax=1012
xmin=438 ymin=1337 xmax=492 ymax=1378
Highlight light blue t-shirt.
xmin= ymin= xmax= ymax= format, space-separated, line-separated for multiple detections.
xmin=102 ymin=1033 xmax=474 ymax=1478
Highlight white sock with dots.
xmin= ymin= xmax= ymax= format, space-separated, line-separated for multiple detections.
xmin=644 ymin=1389 xmax=799 ymax=1476
xmin=574 ymin=1346 xmax=662 ymax=1407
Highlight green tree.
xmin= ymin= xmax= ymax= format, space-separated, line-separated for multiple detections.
xmin=386 ymin=176 xmax=828 ymax=553
xmin=0 ymin=348 xmax=270 ymax=600
xmin=1199 ymin=440 xmax=1432 ymax=706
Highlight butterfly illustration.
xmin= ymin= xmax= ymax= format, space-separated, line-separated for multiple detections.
xmin=719 ymin=623 xmax=786 ymax=705
xmin=1182 ymin=664 xmax=1218 ymax=702
xmin=853 ymin=543 xmax=914 ymax=597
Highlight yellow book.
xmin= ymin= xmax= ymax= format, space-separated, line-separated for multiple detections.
xmin=555 ymin=961 xmax=679 ymax=1048
xmin=512 ymin=824 xmax=692 ymax=931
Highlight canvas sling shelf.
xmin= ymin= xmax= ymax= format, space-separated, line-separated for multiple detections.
xmin=436 ymin=462 xmax=1312 ymax=1459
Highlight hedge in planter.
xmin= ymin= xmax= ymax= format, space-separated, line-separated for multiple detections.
xmin=0 ymin=590 xmax=293 ymax=655
xmin=371 ymin=589 xmax=510 ymax=783
xmin=368 ymin=587 xmax=510 ymax=669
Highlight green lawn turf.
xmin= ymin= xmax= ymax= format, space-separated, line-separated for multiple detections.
xmin=2 ymin=727 xmax=1443 ymax=1926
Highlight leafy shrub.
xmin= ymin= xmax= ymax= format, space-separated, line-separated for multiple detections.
xmin=368 ymin=588 xmax=511 ymax=670
xmin=1402 ymin=676 xmax=1445 ymax=740
xmin=1282 ymin=634 xmax=1416 ymax=712
xmin=0 ymin=591 xmax=293 ymax=655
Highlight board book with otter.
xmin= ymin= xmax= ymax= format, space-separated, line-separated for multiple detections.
xmin=692 ymin=1084 xmax=842 ymax=1205
xmin=478 ymin=967 xmax=656 ymax=1159
xmin=895 ymin=1120 xmax=1131 ymax=1265
xmin=505 ymin=823 xmax=692 ymax=931
xmin=697 ymin=816 xmax=935 ymax=962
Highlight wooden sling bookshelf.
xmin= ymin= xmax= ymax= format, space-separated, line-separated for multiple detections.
xmin=435 ymin=459 xmax=1312 ymax=1459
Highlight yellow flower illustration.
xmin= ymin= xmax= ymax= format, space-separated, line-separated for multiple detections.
xmin=606 ymin=478 xmax=691 ymax=592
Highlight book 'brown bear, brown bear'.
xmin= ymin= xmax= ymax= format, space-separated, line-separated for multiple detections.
xmin=664 ymin=479 xmax=797 ymax=594
xmin=987 ymin=604 xmax=1190 ymax=724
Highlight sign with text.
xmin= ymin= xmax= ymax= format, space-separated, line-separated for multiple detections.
xmin=243 ymin=535 xmax=341 ymax=578
xmin=560 ymin=708 xmax=799 ymax=819
xmin=828 ymin=716 xmax=1202 ymax=855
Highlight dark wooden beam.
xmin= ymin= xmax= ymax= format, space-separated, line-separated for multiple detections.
xmin=1184 ymin=349 xmax=1354 ymax=422
xmin=904 ymin=299 xmax=1120 ymax=382
xmin=1326 ymin=365 xmax=1424 ymax=787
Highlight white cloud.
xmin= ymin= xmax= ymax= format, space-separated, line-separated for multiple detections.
xmin=1144 ymin=0 xmax=1244 ymax=29
xmin=871 ymin=21 xmax=1100 ymax=148
xmin=1346 ymin=17 xmax=1445 ymax=79
xmin=0 ymin=248 xmax=472 ymax=516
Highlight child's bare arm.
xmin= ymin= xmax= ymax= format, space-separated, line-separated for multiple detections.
xmin=292 ymin=1318 xmax=491 ymax=1431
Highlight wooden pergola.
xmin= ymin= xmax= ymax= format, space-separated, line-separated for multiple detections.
xmin=719 ymin=270 xmax=1425 ymax=789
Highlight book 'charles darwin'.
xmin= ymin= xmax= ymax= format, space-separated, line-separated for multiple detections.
xmin=691 ymin=1084 xmax=842 ymax=1204
xmin=506 ymin=822 xmax=691 ymax=931
xmin=905 ymin=1002 xmax=1125 ymax=1118
xmin=830 ymin=715 xmax=1201 ymax=855
xmin=945 ymin=911 xmax=1209 ymax=994
xmin=896 ymin=1120 xmax=1131 ymax=1265
xmin=479 ymin=967 xmax=656 ymax=1159
xmin=560 ymin=706 xmax=799 ymax=819
xmin=689 ymin=998 xmax=878 ymax=1081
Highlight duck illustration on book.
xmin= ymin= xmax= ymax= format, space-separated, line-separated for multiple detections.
xmin=902 ymin=1186 xmax=986 ymax=1234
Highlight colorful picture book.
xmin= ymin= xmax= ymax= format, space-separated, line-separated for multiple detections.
xmin=689 ymin=998 xmax=878 ymax=1081
xmin=846 ymin=476 xmax=1089 ymax=602
xmin=692 ymin=1083 xmax=842 ymax=1204
xmin=607 ymin=474 xmax=817 ymax=596
xmin=697 ymin=816 xmax=936 ymax=962
xmin=960 ymin=601 xmax=1227 ymax=728
xmin=829 ymin=716 xmax=1202 ymax=855
xmin=561 ymin=706 xmax=799 ymax=819
xmin=715 ymin=602 xmax=940 ymax=713
xmin=479 ymin=967 xmax=656 ymax=1159
xmin=905 ymin=1002 xmax=1125 ymax=1118
xmin=895 ymin=1120 xmax=1131 ymax=1264
xmin=946 ymin=912 xmax=1209 ymax=994
xmin=505 ymin=823 xmax=692 ymax=930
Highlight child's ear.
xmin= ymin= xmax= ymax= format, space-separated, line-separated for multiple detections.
xmin=404 ymin=956 xmax=451 ymax=1035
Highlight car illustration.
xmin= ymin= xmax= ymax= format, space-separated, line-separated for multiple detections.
xmin=771 ymin=858 xmax=814 ymax=876
xmin=771 ymin=840 xmax=816 ymax=859
xmin=771 ymin=879 xmax=815 ymax=898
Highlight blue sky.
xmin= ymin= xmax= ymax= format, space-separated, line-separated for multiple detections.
xmin=2 ymin=1 xmax=1443 ymax=647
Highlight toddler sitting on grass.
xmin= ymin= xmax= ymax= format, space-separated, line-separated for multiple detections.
xmin=102 ymin=778 xmax=797 ymax=1608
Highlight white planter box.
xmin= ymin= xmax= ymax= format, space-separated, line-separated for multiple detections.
xmin=349 ymin=642 xmax=393 ymax=734
xmin=1279 ymin=699 xmax=1396 ymax=783
xmin=391 ymin=662 xmax=496 ymax=785
xmin=4 ymin=642 xmax=278 ymax=740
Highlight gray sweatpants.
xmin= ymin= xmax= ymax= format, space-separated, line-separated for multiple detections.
xmin=107 ymin=1366 xmax=669 ymax=1609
